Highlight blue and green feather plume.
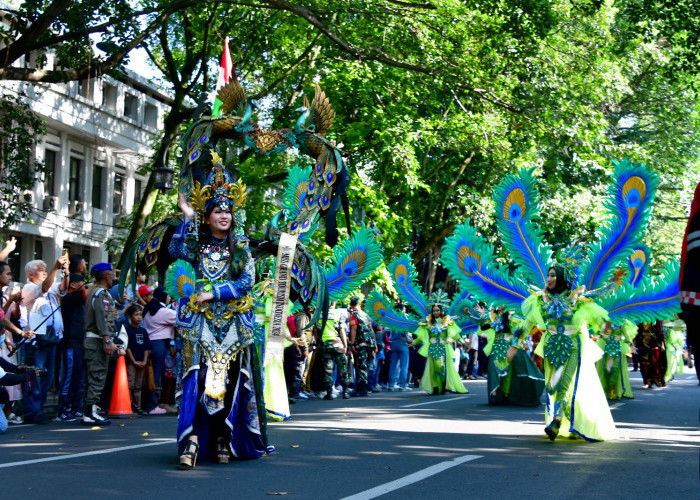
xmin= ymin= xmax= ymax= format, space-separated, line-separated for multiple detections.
xmin=493 ymin=167 xmax=553 ymax=288
xmin=324 ymin=225 xmax=383 ymax=302
xmin=579 ymin=159 xmax=658 ymax=291
xmin=599 ymin=258 xmax=680 ymax=325
xmin=627 ymin=245 xmax=651 ymax=288
xmin=366 ymin=290 xmax=421 ymax=333
xmin=388 ymin=254 xmax=430 ymax=318
xmin=441 ymin=220 xmax=530 ymax=311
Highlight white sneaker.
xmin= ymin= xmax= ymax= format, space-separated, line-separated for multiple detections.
xmin=297 ymin=391 xmax=309 ymax=400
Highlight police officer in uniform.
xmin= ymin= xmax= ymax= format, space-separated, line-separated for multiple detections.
xmin=82 ymin=263 xmax=117 ymax=425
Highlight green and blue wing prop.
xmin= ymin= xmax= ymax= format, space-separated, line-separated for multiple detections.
xmin=451 ymin=293 xmax=480 ymax=334
xmin=164 ymin=260 xmax=197 ymax=300
xmin=628 ymin=245 xmax=651 ymax=288
xmin=579 ymin=159 xmax=658 ymax=291
xmin=493 ymin=168 xmax=553 ymax=288
xmin=441 ymin=220 xmax=530 ymax=311
xmin=600 ymin=259 xmax=680 ymax=325
xmin=388 ymin=254 xmax=430 ymax=318
xmin=118 ymin=214 xmax=183 ymax=297
xmin=324 ymin=225 xmax=383 ymax=302
xmin=366 ymin=290 xmax=421 ymax=333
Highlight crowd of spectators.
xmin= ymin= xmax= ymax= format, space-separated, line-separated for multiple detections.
xmin=0 ymin=240 xmax=179 ymax=431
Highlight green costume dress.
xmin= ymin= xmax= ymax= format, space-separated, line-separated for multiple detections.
xmin=664 ymin=325 xmax=685 ymax=382
xmin=482 ymin=312 xmax=544 ymax=406
xmin=413 ymin=315 xmax=468 ymax=395
xmin=595 ymin=321 xmax=636 ymax=400
xmin=523 ymin=290 xmax=617 ymax=441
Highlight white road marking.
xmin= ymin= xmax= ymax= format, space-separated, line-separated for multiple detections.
xmin=400 ymin=396 xmax=469 ymax=408
xmin=0 ymin=439 xmax=176 ymax=469
xmin=610 ymin=402 xmax=626 ymax=410
xmin=340 ymin=454 xmax=482 ymax=500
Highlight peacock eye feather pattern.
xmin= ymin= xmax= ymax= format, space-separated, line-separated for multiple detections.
xmin=165 ymin=259 xmax=197 ymax=300
xmin=324 ymin=225 xmax=383 ymax=303
xmin=389 ymin=254 xmax=430 ymax=318
xmin=599 ymin=258 xmax=680 ymax=325
xmin=493 ymin=167 xmax=553 ymax=288
xmin=365 ymin=290 xmax=421 ymax=333
xmin=441 ymin=220 xmax=530 ymax=312
xmin=448 ymin=289 xmax=474 ymax=318
xmin=628 ymin=245 xmax=651 ymax=288
xmin=579 ymin=159 xmax=658 ymax=291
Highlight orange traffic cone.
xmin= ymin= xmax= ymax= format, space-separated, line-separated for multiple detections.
xmin=109 ymin=355 xmax=135 ymax=417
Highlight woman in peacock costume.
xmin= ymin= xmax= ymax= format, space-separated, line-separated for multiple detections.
xmin=593 ymin=246 xmax=648 ymax=400
xmin=476 ymin=305 xmax=544 ymax=406
xmin=366 ymin=255 xmax=468 ymax=395
xmin=663 ymin=320 xmax=686 ymax=382
xmin=441 ymin=161 xmax=680 ymax=441
xmin=119 ymin=75 xmax=354 ymax=468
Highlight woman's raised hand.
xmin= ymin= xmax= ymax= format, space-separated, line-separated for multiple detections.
xmin=178 ymin=192 xmax=195 ymax=221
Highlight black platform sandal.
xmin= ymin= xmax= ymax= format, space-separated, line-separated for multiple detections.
xmin=179 ymin=439 xmax=199 ymax=469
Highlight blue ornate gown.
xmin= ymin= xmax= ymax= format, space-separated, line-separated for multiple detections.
xmin=170 ymin=220 xmax=271 ymax=460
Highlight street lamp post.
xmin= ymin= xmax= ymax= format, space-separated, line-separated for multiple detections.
xmin=153 ymin=164 xmax=175 ymax=192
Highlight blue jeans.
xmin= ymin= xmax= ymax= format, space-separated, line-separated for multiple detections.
xmin=368 ymin=352 xmax=380 ymax=388
xmin=148 ymin=339 xmax=169 ymax=410
xmin=59 ymin=346 xmax=85 ymax=413
xmin=388 ymin=347 xmax=409 ymax=387
xmin=23 ymin=343 xmax=56 ymax=421
xmin=0 ymin=403 xmax=6 ymax=433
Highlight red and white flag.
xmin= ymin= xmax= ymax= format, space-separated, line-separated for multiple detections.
xmin=212 ymin=37 xmax=233 ymax=117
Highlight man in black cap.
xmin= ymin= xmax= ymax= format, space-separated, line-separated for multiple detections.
xmin=82 ymin=263 xmax=116 ymax=425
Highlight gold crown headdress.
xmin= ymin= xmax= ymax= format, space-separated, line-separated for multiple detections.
xmin=189 ymin=152 xmax=247 ymax=215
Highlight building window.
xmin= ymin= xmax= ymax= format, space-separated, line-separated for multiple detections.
xmin=144 ymin=103 xmax=158 ymax=128
xmin=92 ymin=165 xmax=104 ymax=209
xmin=44 ymin=149 xmax=57 ymax=197
xmin=5 ymin=234 xmax=21 ymax=283
xmin=33 ymin=239 xmax=43 ymax=261
xmin=133 ymin=178 xmax=142 ymax=207
xmin=113 ymin=172 xmax=124 ymax=215
xmin=69 ymin=157 xmax=82 ymax=202
xmin=102 ymin=83 xmax=117 ymax=110
xmin=78 ymin=78 xmax=95 ymax=100
xmin=123 ymin=94 xmax=138 ymax=120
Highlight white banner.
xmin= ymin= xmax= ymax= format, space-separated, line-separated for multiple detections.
xmin=269 ymin=232 xmax=298 ymax=354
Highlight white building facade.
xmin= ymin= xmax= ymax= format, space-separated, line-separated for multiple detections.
xmin=1 ymin=68 xmax=170 ymax=281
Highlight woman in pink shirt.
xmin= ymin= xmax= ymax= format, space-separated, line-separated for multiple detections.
xmin=140 ymin=285 xmax=177 ymax=414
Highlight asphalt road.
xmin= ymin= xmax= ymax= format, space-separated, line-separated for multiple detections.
xmin=1 ymin=368 xmax=698 ymax=499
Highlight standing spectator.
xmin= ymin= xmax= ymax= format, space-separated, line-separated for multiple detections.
xmin=22 ymin=257 xmax=69 ymax=424
xmin=348 ymin=296 xmax=376 ymax=397
xmin=367 ymin=317 xmax=384 ymax=392
xmin=387 ymin=328 xmax=411 ymax=390
xmin=285 ymin=309 xmax=310 ymax=401
xmin=466 ymin=330 xmax=479 ymax=380
xmin=124 ymin=304 xmax=151 ymax=414
xmin=141 ymin=285 xmax=176 ymax=414
xmin=82 ymin=262 xmax=117 ymax=426
xmin=56 ymin=272 xmax=87 ymax=422
xmin=319 ymin=302 xmax=350 ymax=400
xmin=477 ymin=330 xmax=489 ymax=378
xmin=0 ymin=260 xmax=31 ymax=423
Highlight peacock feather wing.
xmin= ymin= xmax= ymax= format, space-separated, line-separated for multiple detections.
xmin=310 ymin=83 xmax=336 ymax=136
xmin=493 ymin=167 xmax=553 ymax=288
xmin=215 ymin=73 xmax=246 ymax=116
xmin=579 ymin=159 xmax=658 ymax=291
xmin=441 ymin=220 xmax=530 ymax=311
xmin=448 ymin=289 xmax=474 ymax=318
xmin=164 ymin=260 xmax=197 ymax=300
xmin=324 ymin=225 xmax=383 ymax=302
xmin=628 ymin=245 xmax=651 ymax=288
xmin=118 ymin=214 xmax=183 ymax=297
xmin=600 ymin=258 xmax=680 ymax=325
xmin=389 ymin=254 xmax=430 ymax=318
xmin=366 ymin=290 xmax=421 ymax=333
